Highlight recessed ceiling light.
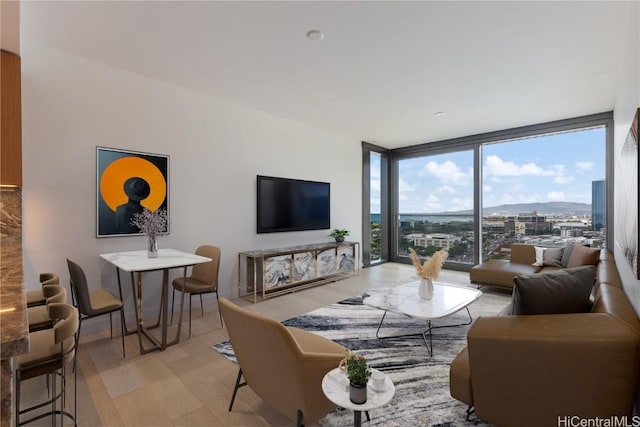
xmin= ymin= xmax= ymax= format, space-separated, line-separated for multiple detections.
xmin=434 ymin=111 xmax=445 ymax=117
xmin=306 ymin=30 xmax=324 ymax=41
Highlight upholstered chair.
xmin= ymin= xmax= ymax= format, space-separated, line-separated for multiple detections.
xmin=171 ymin=245 xmax=221 ymax=337
xmin=27 ymin=285 xmax=67 ymax=332
xmin=15 ymin=302 xmax=79 ymax=426
xmin=219 ymin=297 xmax=345 ymax=427
xmin=26 ymin=273 xmax=60 ymax=307
xmin=66 ymin=258 xmax=126 ymax=357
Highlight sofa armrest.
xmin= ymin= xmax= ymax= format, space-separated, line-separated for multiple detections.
xmin=467 ymin=314 xmax=640 ymax=427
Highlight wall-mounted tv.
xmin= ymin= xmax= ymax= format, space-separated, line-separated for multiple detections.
xmin=257 ymin=175 xmax=330 ymax=233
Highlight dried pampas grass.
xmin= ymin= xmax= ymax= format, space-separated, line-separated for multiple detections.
xmin=408 ymin=248 xmax=449 ymax=279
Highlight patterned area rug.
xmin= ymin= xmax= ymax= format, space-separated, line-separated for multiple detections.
xmin=213 ymin=288 xmax=510 ymax=426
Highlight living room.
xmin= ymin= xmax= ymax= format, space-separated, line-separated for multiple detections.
xmin=1 ymin=1 xmax=639 ymax=426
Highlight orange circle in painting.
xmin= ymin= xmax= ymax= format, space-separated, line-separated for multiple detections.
xmin=100 ymin=157 xmax=166 ymax=212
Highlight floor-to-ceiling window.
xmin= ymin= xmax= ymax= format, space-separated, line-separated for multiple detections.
xmin=365 ymin=112 xmax=613 ymax=270
xmin=396 ymin=150 xmax=475 ymax=267
xmin=482 ymin=127 xmax=607 ymax=260
xmin=363 ymin=143 xmax=389 ymax=267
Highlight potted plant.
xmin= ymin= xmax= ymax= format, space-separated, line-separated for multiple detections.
xmin=341 ymin=352 xmax=371 ymax=404
xmin=330 ymin=228 xmax=350 ymax=243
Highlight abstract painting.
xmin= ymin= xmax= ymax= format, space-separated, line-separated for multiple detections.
xmin=97 ymin=147 xmax=169 ymax=237
xmin=615 ymin=109 xmax=639 ymax=278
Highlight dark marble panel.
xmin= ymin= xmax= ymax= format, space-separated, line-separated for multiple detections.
xmin=1 ymin=187 xmax=27 ymax=427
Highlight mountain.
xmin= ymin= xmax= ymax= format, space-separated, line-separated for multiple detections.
xmin=439 ymin=201 xmax=592 ymax=216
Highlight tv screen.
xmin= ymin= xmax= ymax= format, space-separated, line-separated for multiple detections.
xmin=257 ymin=175 xmax=330 ymax=233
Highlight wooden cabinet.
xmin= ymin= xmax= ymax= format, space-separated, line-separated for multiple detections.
xmin=238 ymin=241 xmax=360 ymax=303
xmin=1 ymin=50 xmax=22 ymax=186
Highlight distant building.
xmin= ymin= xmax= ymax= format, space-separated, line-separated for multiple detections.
xmin=592 ymin=179 xmax=605 ymax=231
xmin=406 ymin=233 xmax=461 ymax=249
xmin=504 ymin=211 xmax=552 ymax=236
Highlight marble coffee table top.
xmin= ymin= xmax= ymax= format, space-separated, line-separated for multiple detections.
xmin=363 ymin=281 xmax=482 ymax=320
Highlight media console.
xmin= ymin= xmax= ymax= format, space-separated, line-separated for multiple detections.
xmin=238 ymin=241 xmax=359 ymax=303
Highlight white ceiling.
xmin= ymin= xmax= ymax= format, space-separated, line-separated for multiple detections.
xmin=20 ymin=1 xmax=636 ymax=148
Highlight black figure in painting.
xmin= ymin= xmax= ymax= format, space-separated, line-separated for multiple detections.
xmin=115 ymin=177 xmax=151 ymax=233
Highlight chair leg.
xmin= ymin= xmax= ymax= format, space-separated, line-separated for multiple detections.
xmin=14 ymin=370 xmax=20 ymax=427
xmin=216 ymin=291 xmax=223 ymax=328
xmin=228 ymin=368 xmax=247 ymax=412
xmin=199 ymin=294 xmax=204 ymax=317
xmin=170 ymin=288 xmax=176 ymax=324
xmin=188 ymin=294 xmax=193 ymax=339
xmin=51 ymin=371 xmax=56 ymax=426
xmin=296 ymin=409 xmax=304 ymax=427
xmin=466 ymin=405 xmax=475 ymax=421
xmin=119 ymin=307 xmax=126 ymax=358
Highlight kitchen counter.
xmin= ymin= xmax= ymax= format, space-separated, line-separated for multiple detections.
xmin=1 ymin=187 xmax=29 ymax=427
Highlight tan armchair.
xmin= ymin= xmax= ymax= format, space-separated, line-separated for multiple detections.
xmin=219 ymin=297 xmax=345 ymax=427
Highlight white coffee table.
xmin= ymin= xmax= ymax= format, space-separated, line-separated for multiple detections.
xmin=322 ymin=367 xmax=395 ymax=427
xmin=363 ymin=281 xmax=482 ymax=356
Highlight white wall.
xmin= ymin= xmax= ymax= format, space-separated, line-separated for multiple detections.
xmin=612 ymin=1 xmax=640 ymax=315
xmin=21 ymin=42 xmax=362 ymax=333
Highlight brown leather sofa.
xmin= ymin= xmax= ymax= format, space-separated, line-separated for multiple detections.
xmin=471 ymin=243 xmax=586 ymax=290
xmin=450 ymin=249 xmax=640 ymax=426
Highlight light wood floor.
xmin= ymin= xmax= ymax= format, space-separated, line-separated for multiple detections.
xmin=19 ymin=263 xmax=479 ymax=426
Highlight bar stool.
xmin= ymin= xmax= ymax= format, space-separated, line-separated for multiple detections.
xmin=27 ymin=285 xmax=67 ymax=332
xmin=15 ymin=302 xmax=79 ymax=426
xmin=26 ymin=273 xmax=60 ymax=307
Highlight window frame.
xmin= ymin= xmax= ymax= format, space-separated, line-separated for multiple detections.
xmin=374 ymin=112 xmax=614 ymax=269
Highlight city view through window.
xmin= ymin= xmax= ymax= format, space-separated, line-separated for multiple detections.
xmin=369 ymin=127 xmax=607 ymax=264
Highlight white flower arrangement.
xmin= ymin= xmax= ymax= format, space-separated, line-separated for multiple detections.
xmin=408 ymin=247 xmax=449 ymax=279
xmin=130 ymin=208 xmax=168 ymax=238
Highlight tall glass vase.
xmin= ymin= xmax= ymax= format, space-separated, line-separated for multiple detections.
xmin=147 ymin=235 xmax=158 ymax=258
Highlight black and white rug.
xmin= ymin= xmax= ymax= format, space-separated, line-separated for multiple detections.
xmin=213 ymin=289 xmax=510 ymax=426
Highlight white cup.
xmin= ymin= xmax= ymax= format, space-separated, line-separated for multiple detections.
xmin=371 ymin=370 xmax=385 ymax=390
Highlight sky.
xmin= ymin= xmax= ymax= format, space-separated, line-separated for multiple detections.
xmin=370 ymin=127 xmax=606 ymax=214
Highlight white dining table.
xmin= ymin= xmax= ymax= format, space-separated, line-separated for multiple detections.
xmin=100 ymin=248 xmax=211 ymax=354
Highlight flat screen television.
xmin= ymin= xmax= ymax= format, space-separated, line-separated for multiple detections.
xmin=257 ymin=175 xmax=330 ymax=233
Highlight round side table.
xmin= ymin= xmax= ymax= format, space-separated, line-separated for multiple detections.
xmin=322 ymin=368 xmax=395 ymax=427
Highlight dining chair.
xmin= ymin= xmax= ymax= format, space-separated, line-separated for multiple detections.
xmin=15 ymin=302 xmax=79 ymax=426
xmin=219 ymin=297 xmax=345 ymax=427
xmin=170 ymin=245 xmax=221 ymax=338
xmin=26 ymin=273 xmax=60 ymax=307
xmin=66 ymin=258 xmax=126 ymax=357
xmin=27 ymin=285 xmax=67 ymax=332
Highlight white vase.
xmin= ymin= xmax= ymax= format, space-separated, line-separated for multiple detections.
xmin=147 ymin=236 xmax=158 ymax=258
xmin=419 ymin=278 xmax=433 ymax=300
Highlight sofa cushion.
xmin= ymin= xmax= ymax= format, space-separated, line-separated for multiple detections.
xmin=532 ymin=246 xmax=563 ymax=267
xmin=511 ymin=266 xmax=596 ymax=315
xmin=560 ymin=242 xmax=576 ymax=268
xmin=567 ymin=244 xmax=600 ymax=268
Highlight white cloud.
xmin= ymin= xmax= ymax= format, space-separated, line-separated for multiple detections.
xmin=554 ymin=175 xmax=574 ymax=184
xmin=483 ymin=185 xmax=492 ymax=192
xmin=484 ymin=155 xmax=558 ymax=177
xmin=548 ymin=191 xmax=565 ymax=200
xmin=422 ymin=160 xmax=471 ymax=185
xmin=437 ymin=185 xmax=457 ymax=195
xmin=575 ymin=161 xmax=594 ymax=171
